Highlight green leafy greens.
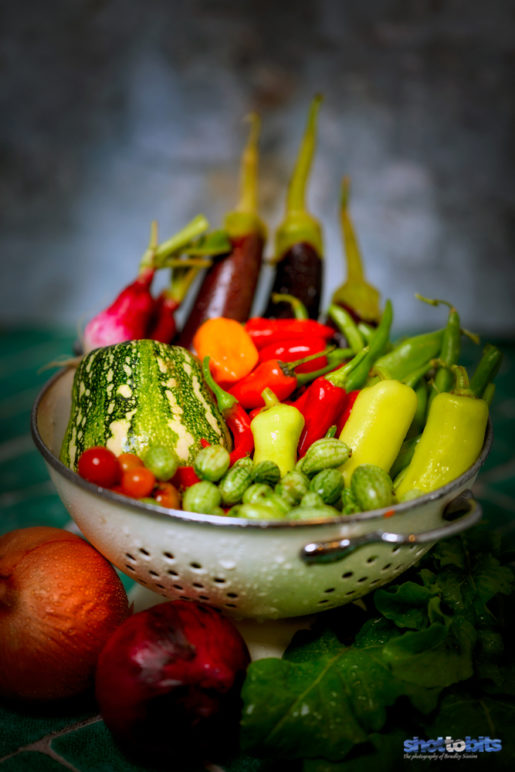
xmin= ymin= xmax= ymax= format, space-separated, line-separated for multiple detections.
xmin=240 ymin=527 xmax=515 ymax=768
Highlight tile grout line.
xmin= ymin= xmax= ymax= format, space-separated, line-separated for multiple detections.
xmin=0 ymin=714 xmax=102 ymax=770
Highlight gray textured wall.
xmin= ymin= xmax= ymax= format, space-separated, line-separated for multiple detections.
xmin=1 ymin=0 xmax=514 ymax=334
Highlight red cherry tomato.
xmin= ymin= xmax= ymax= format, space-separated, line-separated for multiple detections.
xmin=153 ymin=482 xmax=181 ymax=509
xmin=121 ymin=468 xmax=156 ymax=499
xmin=78 ymin=447 xmax=121 ymax=488
xmin=118 ymin=453 xmax=144 ymax=473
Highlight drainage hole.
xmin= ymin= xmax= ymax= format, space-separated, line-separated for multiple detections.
xmin=324 ymin=587 xmax=335 ymax=594
xmin=199 ymin=595 xmax=210 ymax=601
xmin=179 ymin=595 xmax=189 ymax=601
xmin=366 ymin=556 xmax=378 ymax=564
xmin=139 ymin=547 xmax=150 ymax=557
xmin=345 ymin=590 xmax=357 ymax=596
xmin=392 ymin=546 xmax=401 ymax=554
xmin=318 ymin=599 xmax=329 ymax=604
xmin=155 ymin=583 xmax=165 ymax=590
xmin=125 ymin=553 xmax=136 ymax=561
xmin=167 ymin=569 xmax=179 ymax=577
xmin=149 ymin=570 xmax=159 ymax=578
xmin=193 ymin=582 xmax=204 ymax=589
xmin=342 ymin=571 xmax=354 ymax=579
xmin=163 ymin=551 xmax=175 ymax=560
xmin=226 ymin=592 xmax=239 ymax=598
xmin=213 ymin=577 xmax=226 ymax=584
xmin=190 ymin=561 xmax=203 ymax=570
xmin=225 ymin=603 xmax=238 ymax=609
xmin=357 ymin=576 xmax=368 ymax=583
xmin=370 ymin=578 xmax=381 ymax=585
xmin=125 ymin=564 xmax=136 ymax=572
xmin=173 ymin=584 xmax=184 ymax=591
xmin=382 ymin=563 xmax=393 ymax=571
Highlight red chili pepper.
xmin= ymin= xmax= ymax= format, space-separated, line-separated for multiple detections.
xmin=202 ymin=358 xmax=254 ymax=464
xmin=336 ymin=390 xmax=360 ymax=435
xmin=228 ymin=347 xmax=341 ymax=409
xmin=244 ymin=317 xmax=335 ymax=349
xmin=258 ymin=337 xmax=328 ymax=374
xmin=295 ymin=348 xmax=370 ymax=456
xmin=296 ymin=377 xmax=350 ymax=457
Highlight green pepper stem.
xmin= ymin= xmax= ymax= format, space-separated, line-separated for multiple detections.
xmin=325 ymin=346 xmax=370 ymax=388
xmin=327 ymin=303 xmax=364 ymax=354
xmin=225 ymin=113 xmax=266 ymax=239
xmin=451 ymin=364 xmax=473 ymax=396
xmin=282 ymin=345 xmax=336 ymax=377
xmin=154 ymin=215 xmax=210 ymax=262
xmin=271 ymin=293 xmax=309 ymax=320
xmin=274 ymin=95 xmax=323 ymax=260
xmin=295 ymin=347 xmax=353 ymax=386
xmin=202 ymin=357 xmax=237 ymax=415
xmin=261 ymin=387 xmax=280 ymax=409
xmin=415 ymin=294 xmax=455 ymax=312
xmin=331 ymin=177 xmax=381 ymax=323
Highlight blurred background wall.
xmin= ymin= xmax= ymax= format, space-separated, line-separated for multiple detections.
xmin=1 ymin=0 xmax=514 ymax=335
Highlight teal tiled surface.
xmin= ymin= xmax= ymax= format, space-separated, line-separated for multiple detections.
xmin=0 ymin=327 xmax=513 ymax=771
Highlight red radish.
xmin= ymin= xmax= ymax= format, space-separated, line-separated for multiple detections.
xmin=95 ymin=600 xmax=250 ymax=764
xmin=83 ymin=223 xmax=159 ymax=353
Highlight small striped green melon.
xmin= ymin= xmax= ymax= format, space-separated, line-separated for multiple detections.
xmin=60 ymin=340 xmax=231 ymax=470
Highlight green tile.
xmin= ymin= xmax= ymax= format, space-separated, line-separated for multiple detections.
xmin=0 ymin=700 xmax=95 ymax=757
xmin=0 ymin=488 xmax=70 ymax=536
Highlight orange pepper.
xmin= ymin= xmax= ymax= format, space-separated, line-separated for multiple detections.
xmin=193 ymin=317 xmax=259 ymax=383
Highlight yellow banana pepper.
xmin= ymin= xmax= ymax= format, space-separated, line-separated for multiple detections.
xmin=339 ymin=379 xmax=417 ymax=486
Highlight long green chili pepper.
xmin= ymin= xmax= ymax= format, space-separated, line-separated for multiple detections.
xmin=357 ymin=321 xmax=376 ymax=343
xmin=416 ymin=295 xmax=462 ymax=408
xmin=407 ymin=380 xmax=428 ymax=439
xmin=342 ymin=299 xmax=393 ymax=392
xmin=372 ymin=327 xmax=444 ymax=382
xmin=469 ymin=344 xmax=503 ymax=398
xmin=327 ymin=304 xmax=365 ymax=354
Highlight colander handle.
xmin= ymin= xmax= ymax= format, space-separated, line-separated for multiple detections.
xmin=301 ymin=490 xmax=482 ymax=565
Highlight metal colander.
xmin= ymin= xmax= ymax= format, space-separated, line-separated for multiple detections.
xmin=32 ymin=368 xmax=489 ymax=620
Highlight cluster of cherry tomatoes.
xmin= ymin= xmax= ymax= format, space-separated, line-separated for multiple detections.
xmin=77 ymin=446 xmax=181 ymax=509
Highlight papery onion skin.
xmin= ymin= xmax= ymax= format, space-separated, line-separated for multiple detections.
xmin=0 ymin=526 xmax=130 ymax=701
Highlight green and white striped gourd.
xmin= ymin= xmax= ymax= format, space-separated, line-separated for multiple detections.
xmin=60 ymin=340 xmax=231 ymax=470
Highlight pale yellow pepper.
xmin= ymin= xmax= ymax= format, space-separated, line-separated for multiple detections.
xmin=339 ymin=379 xmax=417 ymax=486
xmin=251 ymin=388 xmax=305 ymax=476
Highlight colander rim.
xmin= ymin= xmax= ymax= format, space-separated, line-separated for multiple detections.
xmin=31 ymin=367 xmax=493 ymax=531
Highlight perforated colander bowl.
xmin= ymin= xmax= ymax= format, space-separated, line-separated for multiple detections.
xmin=32 ymin=368 xmax=491 ymax=620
